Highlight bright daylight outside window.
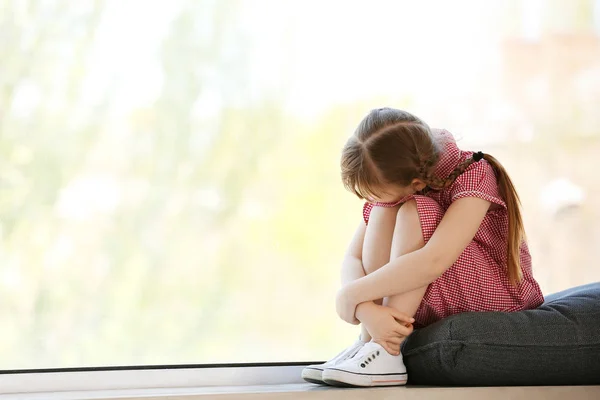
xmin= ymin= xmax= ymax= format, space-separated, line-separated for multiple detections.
xmin=1 ymin=0 xmax=600 ymax=370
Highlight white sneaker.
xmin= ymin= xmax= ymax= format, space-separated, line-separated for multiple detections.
xmin=322 ymin=341 xmax=407 ymax=387
xmin=301 ymin=338 xmax=366 ymax=384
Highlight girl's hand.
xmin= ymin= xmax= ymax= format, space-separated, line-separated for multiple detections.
xmin=356 ymin=302 xmax=415 ymax=356
xmin=335 ymin=286 xmax=360 ymax=325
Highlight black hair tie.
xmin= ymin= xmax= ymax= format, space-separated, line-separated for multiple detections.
xmin=473 ymin=151 xmax=484 ymax=162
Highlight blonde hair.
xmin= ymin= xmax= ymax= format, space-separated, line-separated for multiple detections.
xmin=341 ymin=108 xmax=524 ymax=285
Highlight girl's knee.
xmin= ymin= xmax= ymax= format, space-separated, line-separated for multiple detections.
xmin=368 ymin=204 xmax=402 ymax=226
xmin=395 ymin=199 xmax=419 ymax=227
xmin=391 ymin=199 xmax=427 ymax=255
xmin=395 ymin=196 xmax=444 ymax=243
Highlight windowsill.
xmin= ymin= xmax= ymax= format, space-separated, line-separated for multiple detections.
xmin=4 ymin=383 xmax=600 ymax=400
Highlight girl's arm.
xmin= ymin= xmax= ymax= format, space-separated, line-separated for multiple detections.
xmin=340 ymin=222 xmax=367 ymax=285
xmin=344 ymin=196 xmax=492 ymax=305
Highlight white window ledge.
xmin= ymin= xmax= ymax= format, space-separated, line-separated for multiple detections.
xmin=2 ymin=384 xmax=600 ymax=400
xmin=1 ymin=365 xmax=598 ymax=400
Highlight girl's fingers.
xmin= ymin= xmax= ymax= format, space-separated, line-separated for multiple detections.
xmin=388 ymin=308 xmax=416 ymax=325
xmin=387 ymin=342 xmax=401 ymax=356
xmin=385 ymin=336 xmax=403 ymax=345
xmin=380 ymin=341 xmax=395 ymax=355
xmin=394 ymin=323 xmax=413 ymax=337
xmin=377 ymin=336 xmax=402 ymax=355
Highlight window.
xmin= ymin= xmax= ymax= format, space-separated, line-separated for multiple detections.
xmin=1 ymin=0 xmax=599 ymax=372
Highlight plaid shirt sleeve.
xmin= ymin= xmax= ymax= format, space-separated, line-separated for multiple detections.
xmin=448 ymin=160 xmax=507 ymax=208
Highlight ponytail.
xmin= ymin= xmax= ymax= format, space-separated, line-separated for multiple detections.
xmin=482 ymin=154 xmax=524 ymax=286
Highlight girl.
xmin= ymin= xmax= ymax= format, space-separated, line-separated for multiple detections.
xmin=302 ymin=108 xmax=544 ymax=387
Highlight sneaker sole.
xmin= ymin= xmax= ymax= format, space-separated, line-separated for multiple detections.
xmin=322 ymin=368 xmax=407 ymax=387
xmin=301 ymin=367 xmax=326 ymax=385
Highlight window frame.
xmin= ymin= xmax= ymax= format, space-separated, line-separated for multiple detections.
xmin=0 ymin=362 xmax=316 ymax=394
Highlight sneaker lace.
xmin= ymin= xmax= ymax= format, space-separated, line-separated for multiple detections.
xmin=330 ymin=341 xmax=362 ymax=363
xmin=341 ymin=343 xmax=363 ymax=361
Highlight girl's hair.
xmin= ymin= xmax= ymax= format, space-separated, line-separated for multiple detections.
xmin=341 ymin=107 xmax=524 ymax=285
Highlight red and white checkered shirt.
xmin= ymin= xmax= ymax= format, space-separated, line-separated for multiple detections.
xmin=362 ymin=130 xmax=544 ymax=328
